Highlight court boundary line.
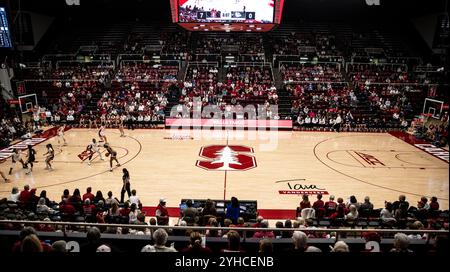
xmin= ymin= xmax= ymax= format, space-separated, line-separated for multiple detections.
xmin=313 ymin=133 xmax=449 ymax=200
xmin=325 ymin=150 xmax=445 ymax=169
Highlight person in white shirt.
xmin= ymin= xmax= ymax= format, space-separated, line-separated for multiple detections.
xmin=304 ymin=116 xmax=311 ymax=128
xmin=333 ymin=114 xmax=342 ymax=132
xmin=297 ymin=116 xmax=304 ymax=126
xmin=319 ymin=116 xmax=326 ymax=126
xmin=129 ymin=189 xmax=142 ymax=209
xmin=9 ymin=148 xmax=25 ymax=175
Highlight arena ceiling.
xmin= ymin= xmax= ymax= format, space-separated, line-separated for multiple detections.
xmin=0 ymin=0 xmax=447 ymax=23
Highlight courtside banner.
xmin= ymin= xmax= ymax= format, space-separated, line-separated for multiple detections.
xmin=165 ymin=118 xmax=292 ymax=129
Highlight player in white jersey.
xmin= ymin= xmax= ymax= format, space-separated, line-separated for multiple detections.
xmin=57 ymin=124 xmax=67 ymax=147
xmin=98 ymin=125 xmax=107 ymax=143
xmin=88 ymin=138 xmax=104 ymax=165
xmin=9 ymin=148 xmax=26 ymax=175
xmin=43 ymin=144 xmax=55 ymax=170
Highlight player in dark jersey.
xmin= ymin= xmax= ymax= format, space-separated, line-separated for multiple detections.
xmin=104 ymin=143 xmax=120 ymax=171
xmin=25 ymin=145 xmax=37 ymax=175
xmin=43 ymin=144 xmax=55 ymax=170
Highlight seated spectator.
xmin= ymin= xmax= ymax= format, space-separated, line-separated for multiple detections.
xmin=182 ymin=199 xmax=199 ymax=225
xmin=93 ymin=190 xmax=105 ymax=204
xmin=429 ymin=196 xmax=440 ymax=211
xmin=36 ymin=197 xmax=55 ymax=215
xmin=380 ymin=202 xmax=397 ymax=225
xmin=9 ymin=187 xmax=20 ymax=202
xmin=82 ymin=187 xmax=95 ymax=201
xmin=274 ymin=221 xmax=284 ymax=238
xmin=18 ymin=185 xmax=31 ymax=203
xmin=252 ymin=216 xmax=264 ymax=228
xmin=68 ymin=188 xmax=82 ymax=210
xmin=221 ymin=219 xmax=233 ymax=237
xmin=51 ymin=240 xmax=67 ymax=252
xmin=282 ymin=220 xmax=294 ymax=238
xmin=408 ymin=221 xmax=426 ymax=240
xmin=259 ymin=239 xmax=274 ymax=253
xmin=39 ymin=190 xmax=52 ymax=206
xmin=222 ymin=230 xmax=244 ymax=253
xmin=359 ymin=196 xmax=374 ymax=217
xmin=347 ymin=195 xmax=360 ymax=210
xmin=12 ymin=226 xmax=52 ymax=252
xmin=417 ymin=196 xmax=430 ymax=210
xmin=108 ymin=201 xmax=121 ymax=219
xmin=59 ymin=199 xmax=76 ymax=220
xmin=324 ymin=195 xmax=337 ymax=217
xmin=330 ymin=241 xmax=350 ymax=252
xmin=201 ymin=199 xmax=217 ymax=222
xmin=181 ymin=231 xmax=212 ymax=253
xmin=28 ymin=188 xmax=39 ymax=210
xmin=206 ymin=217 xmax=221 ymax=237
xmin=345 ymin=205 xmax=359 ymax=220
xmin=128 ymin=203 xmax=140 ymax=224
xmin=390 ymin=233 xmax=413 ymax=253
xmin=83 ymin=198 xmax=96 ymax=222
xmin=61 ymin=189 xmax=71 ymax=202
xmin=21 ymin=234 xmax=43 ymax=253
xmin=105 ymin=191 xmax=119 ymax=208
xmin=253 ymin=220 xmax=275 ymax=239
xmin=286 ymin=231 xmax=321 ymax=253
xmin=312 ymin=194 xmax=325 ymax=217
xmin=299 ymin=195 xmax=311 ymax=211
xmin=330 ymin=205 xmax=346 ymax=220
xmin=152 ymin=228 xmax=177 ymax=252
xmin=80 ymin=227 xmax=102 ymax=253
xmin=392 ymin=195 xmax=409 ymax=213
xmin=119 ymin=201 xmax=131 ymax=217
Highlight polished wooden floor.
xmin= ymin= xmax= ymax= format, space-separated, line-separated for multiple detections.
xmin=0 ymin=128 xmax=448 ymax=211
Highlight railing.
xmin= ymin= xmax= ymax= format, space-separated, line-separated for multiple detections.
xmin=278 ymin=60 xmax=343 ymax=72
xmin=55 ymin=60 xmax=116 ymax=69
xmin=42 ymin=54 xmax=77 ymax=62
xmin=119 ymin=59 xmax=181 ymax=70
xmin=414 ymin=66 xmax=444 ymax=73
xmin=284 ymin=80 xmax=349 ymax=85
xmin=345 ymin=62 xmax=408 ymax=72
xmin=1 ymin=220 xmax=447 ymax=242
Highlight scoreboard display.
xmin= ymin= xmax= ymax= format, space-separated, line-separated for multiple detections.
xmin=0 ymin=7 xmax=12 ymax=48
xmin=178 ymin=0 xmax=275 ymax=23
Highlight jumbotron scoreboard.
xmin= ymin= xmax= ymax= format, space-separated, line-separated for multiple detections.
xmin=170 ymin=0 xmax=285 ymax=32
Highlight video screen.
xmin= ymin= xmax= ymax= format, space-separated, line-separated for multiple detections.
xmin=0 ymin=7 xmax=12 ymax=48
xmin=178 ymin=0 xmax=274 ymax=23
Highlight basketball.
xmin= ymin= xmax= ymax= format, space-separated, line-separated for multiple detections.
xmin=105 ymin=153 xmax=110 ymax=157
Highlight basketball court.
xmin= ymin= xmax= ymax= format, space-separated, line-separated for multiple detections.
xmin=0 ymin=128 xmax=448 ymax=215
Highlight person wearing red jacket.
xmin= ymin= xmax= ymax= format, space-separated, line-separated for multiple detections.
xmin=18 ymin=185 xmax=31 ymax=203
xmin=156 ymin=198 xmax=169 ymax=226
